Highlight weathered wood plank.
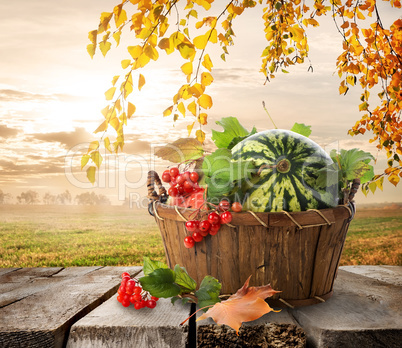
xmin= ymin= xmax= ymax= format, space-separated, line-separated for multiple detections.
xmin=0 ymin=266 xmax=141 ymax=348
xmin=291 ymin=269 xmax=402 ymax=348
xmin=340 ymin=265 xmax=402 ymax=286
xmin=0 ymin=268 xmax=21 ymax=277
xmin=67 ymin=295 xmax=191 ymax=348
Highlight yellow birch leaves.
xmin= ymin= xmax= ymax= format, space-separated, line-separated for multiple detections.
xmin=83 ymin=0 xmax=402 ymax=186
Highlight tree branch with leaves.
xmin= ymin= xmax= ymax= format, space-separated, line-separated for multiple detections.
xmin=83 ymin=0 xmax=402 ymax=190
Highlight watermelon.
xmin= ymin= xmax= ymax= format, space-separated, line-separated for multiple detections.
xmin=231 ymin=129 xmax=338 ymax=212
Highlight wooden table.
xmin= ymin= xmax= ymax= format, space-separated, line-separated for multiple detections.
xmin=1 ymin=266 xmax=401 ymax=348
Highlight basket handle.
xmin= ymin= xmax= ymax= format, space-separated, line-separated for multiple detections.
xmin=346 ymin=178 xmax=360 ymax=204
xmin=147 ymin=170 xmax=168 ymax=202
xmin=147 ymin=171 xmax=168 ymax=216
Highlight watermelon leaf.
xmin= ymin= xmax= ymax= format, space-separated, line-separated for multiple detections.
xmin=202 ymin=148 xmax=256 ymax=200
xmin=212 ymin=117 xmax=257 ymax=149
xmin=330 ymin=148 xmax=375 ymax=184
xmin=290 ymin=123 xmax=312 ymax=137
xmin=316 ymin=163 xmax=341 ymax=189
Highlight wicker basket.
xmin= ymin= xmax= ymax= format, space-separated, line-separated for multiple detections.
xmin=147 ymin=171 xmax=359 ymax=308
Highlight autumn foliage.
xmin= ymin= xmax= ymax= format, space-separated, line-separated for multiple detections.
xmin=197 ymin=276 xmax=280 ymax=334
xmin=84 ymin=0 xmax=402 ymax=189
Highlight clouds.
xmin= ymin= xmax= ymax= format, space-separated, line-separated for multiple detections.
xmin=30 ymin=127 xmax=95 ymax=149
xmin=0 ymin=157 xmax=65 ymax=176
xmin=0 ymin=89 xmax=57 ymax=102
xmin=0 ymin=124 xmax=20 ymax=139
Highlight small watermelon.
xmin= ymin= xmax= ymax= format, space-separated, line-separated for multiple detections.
xmin=231 ymin=129 xmax=337 ymax=212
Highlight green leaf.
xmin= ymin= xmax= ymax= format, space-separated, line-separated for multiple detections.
xmin=227 ymin=126 xmax=257 ymax=150
xmin=143 ymin=257 xmax=169 ymax=276
xmin=316 ymin=163 xmax=340 ymax=189
xmin=332 ymin=148 xmax=375 ymax=183
xmin=155 ymin=138 xmax=204 ymax=163
xmin=202 ymin=148 xmax=256 ymax=200
xmin=202 ymin=149 xmax=255 ymax=181
xmin=211 ymin=117 xmax=257 ymax=149
xmin=174 ymin=265 xmax=197 ymax=293
xmin=171 ymin=296 xmax=181 ymax=305
xmin=290 ymin=123 xmax=312 ymax=138
xmin=194 ymin=275 xmax=221 ymax=311
xmin=139 ymin=268 xmax=181 ymax=298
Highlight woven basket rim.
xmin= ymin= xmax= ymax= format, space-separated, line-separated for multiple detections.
xmin=152 ymin=201 xmax=355 ymax=229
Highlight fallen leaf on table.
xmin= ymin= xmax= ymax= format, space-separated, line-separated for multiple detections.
xmin=197 ymin=276 xmax=281 ymax=335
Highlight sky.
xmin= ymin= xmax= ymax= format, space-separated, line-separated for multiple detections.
xmin=0 ymin=0 xmax=401 ymax=206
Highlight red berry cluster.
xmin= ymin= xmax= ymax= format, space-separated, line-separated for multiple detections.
xmin=162 ymin=167 xmax=200 ymax=197
xmin=183 ymin=200 xmax=241 ymax=248
xmin=117 ymin=272 xmax=159 ymax=309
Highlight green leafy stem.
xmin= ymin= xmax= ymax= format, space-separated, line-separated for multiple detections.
xmin=139 ymin=257 xmax=222 ymax=310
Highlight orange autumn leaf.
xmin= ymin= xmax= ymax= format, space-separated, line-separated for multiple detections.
xmin=197 ymin=276 xmax=281 ymax=335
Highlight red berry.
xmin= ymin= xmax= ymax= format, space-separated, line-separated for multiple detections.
xmin=183 ymin=171 xmax=191 ymax=181
xmin=134 ymin=301 xmax=143 ymax=310
xmin=168 ymin=186 xmax=179 ymax=197
xmin=185 ymin=220 xmax=197 ymax=232
xmin=121 ymin=275 xmax=130 ymax=282
xmin=199 ymin=229 xmax=209 ymax=237
xmin=209 ymin=223 xmax=221 ymax=235
xmin=184 ymin=236 xmax=195 ymax=248
xmin=183 ymin=185 xmax=194 ymax=194
xmin=133 ymin=286 xmax=142 ymax=294
xmin=176 ymin=174 xmax=186 ymax=185
xmin=199 ymin=220 xmax=211 ymax=233
xmin=219 ymin=200 xmax=231 ymax=211
xmin=231 ymin=202 xmax=243 ymax=212
xmin=169 ymin=167 xmax=180 ymax=178
xmin=129 ymin=295 xmax=136 ymax=304
xmin=208 ymin=212 xmax=220 ymax=225
xmin=132 ymin=293 xmax=142 ymax=302
xmin=162 ymin=173 xmax=171 ymax=183
xmin=177 ymin=185 xmax=185 ymax=195
xmin=220 ymin=211 xmax=232 ymax=224
xmin=126 ymin=279 xmax=135 ymax=289
xmin=122 ymin=298 xmax=131 ymax=307
xmin=169 ymin=179 xmax=177 ymax=186
xmin=117 ymin=294 xmax=123 ymax=303
xmin=146 ymin=299 xmax=157 ymax=308
xmin=192 ymin=231 xmax=203 ymax=242
xmin=121 ymin=272 xmax=130 ymax=278
xmin=151 ymin=296 xmax=159 ymax=301
xmin=190 ymin=172 xmax=199 ymax=182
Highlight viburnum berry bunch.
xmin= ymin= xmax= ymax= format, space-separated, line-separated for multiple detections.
xmin=117 ymin=272 xmax=159 ymax=309
xmin=162 ymin=166 xmax=200 ymax=197
xmin=183 ymin=199 xmax=242 ymax=248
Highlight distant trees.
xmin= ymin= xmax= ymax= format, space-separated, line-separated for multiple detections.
xmin=2 ymin=189 xmax=111 ymax=205
xmin=43 ymin=190 xmax=73 ymax=205
xmin=17 ymin=190 xmax=39 ymax=204
xmin=75 ymin=192 xmax=111 ymax=205
xmin=0 ymin=189 xmax=12 ymax=204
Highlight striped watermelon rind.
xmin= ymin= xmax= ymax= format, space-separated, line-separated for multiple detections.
xmin=231 ymin=129 xmax=338 ymax=212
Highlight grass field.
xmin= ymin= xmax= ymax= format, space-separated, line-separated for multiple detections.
xmin=0 ymin=204 xmax=401 ymax=268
